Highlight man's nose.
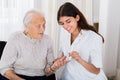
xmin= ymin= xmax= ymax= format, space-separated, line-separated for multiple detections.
xmin=40 ymin=26 xmax=45 ymax=31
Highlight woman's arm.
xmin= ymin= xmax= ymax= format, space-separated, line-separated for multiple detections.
xmin=70 ymin=51 xmax=100 ymax=74
xmin=78 ymin=57 xmax=100 ymax=74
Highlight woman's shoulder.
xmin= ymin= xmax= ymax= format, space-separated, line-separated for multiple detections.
xmin=82 ymin=30 xmax=102 ymax=41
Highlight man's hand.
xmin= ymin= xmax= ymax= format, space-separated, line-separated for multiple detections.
xmin=51 ymin=56 xmax=70 ymax=71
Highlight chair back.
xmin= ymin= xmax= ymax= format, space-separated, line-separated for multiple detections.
xmin=0 ymin=41 xmax=6 ymax=59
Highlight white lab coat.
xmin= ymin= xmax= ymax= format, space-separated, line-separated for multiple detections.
xmin=60 ymin=29 xmax=108 ymax=80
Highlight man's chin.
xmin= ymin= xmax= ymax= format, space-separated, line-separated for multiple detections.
xmin=33 ymin=35 xmax=43 ymax=40
xmin=38 ymin=35 xmax=43 ymax=39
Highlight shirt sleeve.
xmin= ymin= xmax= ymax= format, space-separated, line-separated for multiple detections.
xmin=0 ymin=34 xmax=18 ymax=75
xmin=90 ymin=35 xmax=103 ymax=68
xmin=45 ymin=38 xmax=54 ymax=68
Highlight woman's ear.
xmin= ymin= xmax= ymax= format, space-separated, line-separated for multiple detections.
xmin=76 ymin=15 xmax=80 ymax=21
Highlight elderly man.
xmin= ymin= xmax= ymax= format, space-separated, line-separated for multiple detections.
xmin=0 ymin=10 xmax=68 ymax=80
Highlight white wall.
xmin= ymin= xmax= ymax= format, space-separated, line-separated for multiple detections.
xmin=99 ymin=0 xmax=120 ymax=77
xmin=116 ymin=28 xmax=120 ymax=80
xmin=117 ymin=26 xmax=120 ymax=69
xmin=0 ymin=0 xmax=34 ymax=41
xmin=34 ymin=0 xmax=60 ymax=59
xmin=92 ymin=0 xmax=100 ymax=23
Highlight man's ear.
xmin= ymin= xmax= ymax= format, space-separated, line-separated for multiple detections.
xmin=76 ymin=15 xmax=80 ymax=21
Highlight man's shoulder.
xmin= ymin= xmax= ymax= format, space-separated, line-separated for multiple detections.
xmin=11 ymin=31 xmax=22 ymax=36
xmin=8 ymin=31 xmax=23 ymax=41
xmin=43 ymin=34 xmax=53 ymax=43
xmin=43 ymin=34 xmax=51 ymax=40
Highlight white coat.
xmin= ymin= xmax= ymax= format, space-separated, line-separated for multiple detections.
xmin=60 ymin=29 xmax=108 ymax=80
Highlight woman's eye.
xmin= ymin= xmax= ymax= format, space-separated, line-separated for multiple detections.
xmin=66 ymin=20 xmax=71 ymax=23
xmin=59 ymin=22 xmax=64 ymax=25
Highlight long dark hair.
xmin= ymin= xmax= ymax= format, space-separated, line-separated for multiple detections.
xmin=57 ymin=2 xmax=104 ymax=42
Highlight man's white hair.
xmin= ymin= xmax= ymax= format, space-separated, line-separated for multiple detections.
xmin=23 ymin=10 xmax=44 ymax=27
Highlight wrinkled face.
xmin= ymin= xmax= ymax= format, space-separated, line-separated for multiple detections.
xmin=58 ymin=15 xmax=79 ymax=33
xmin=27 ymin=15 xmax=45 ymax=39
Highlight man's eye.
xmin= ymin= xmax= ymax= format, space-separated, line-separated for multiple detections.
xmin=36 ymin=24 xmax=41 ymax=28
xmin=38 ymin=25 xmax=41 ymax=28
xmin=42 ymin=24 xmax=45 ymax=28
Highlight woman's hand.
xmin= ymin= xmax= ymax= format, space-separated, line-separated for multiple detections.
xmin=70 ymin=51 xmax=82 ymax=62
xmin=51 ymin=56 xmax=70 ymax=71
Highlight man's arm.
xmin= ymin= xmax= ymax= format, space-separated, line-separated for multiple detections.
xmin=4 ymin=70 xmax=25 ymax=80
xmin=45 ymin=56 xmax=69 ymax=76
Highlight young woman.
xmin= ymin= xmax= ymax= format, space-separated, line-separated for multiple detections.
xmin=57 ymin=2 xmax=108 ymax=80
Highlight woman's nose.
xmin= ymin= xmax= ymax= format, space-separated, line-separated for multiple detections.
xmin=63 ymin=23 xmax=68 ymax=29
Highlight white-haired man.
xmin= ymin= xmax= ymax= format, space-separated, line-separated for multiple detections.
xmin=0 ymin=10 xmax=69 ymax=80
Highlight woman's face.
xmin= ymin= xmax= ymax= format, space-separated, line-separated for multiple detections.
xmin=59 ymin=15 xmax=79 ymax=34
xmin=27 ymin=15 xmax=46 ymax=39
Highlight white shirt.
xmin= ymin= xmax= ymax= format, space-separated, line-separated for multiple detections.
xmin=0 ymin=31 xmax=54 ymax=76
xmin=60 ymin=30 xmax=107 ymax=80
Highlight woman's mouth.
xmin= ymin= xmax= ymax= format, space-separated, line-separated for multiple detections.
xmin=67 ymin=27 xmax=71 ymax=32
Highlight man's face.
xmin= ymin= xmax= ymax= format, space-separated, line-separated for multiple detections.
xmin=28 ymin=15 xmax=46 ymax=39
